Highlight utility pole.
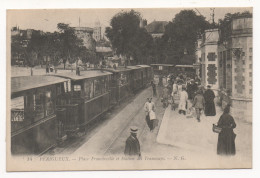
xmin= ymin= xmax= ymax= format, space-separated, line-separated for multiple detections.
xmin=210 ymin=8 xmax=215 ymax=26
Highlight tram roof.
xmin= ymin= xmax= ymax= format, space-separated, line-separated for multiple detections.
xmin=127 ymin=66 xmax=142 ymax=70
xmin=175 ymin=65 xmax=194 ymax=68
xmin=150 ymin=64 xmax=174 ymax=67
xmin=136 ymin=65 xmax=151 ymax=68
xmin=11 ymin=75 xmax=68 ymax=93
xmin=103 ymin=67 xmax=132 ymax=73
xmin=51 ymin=70 xmax=112 ymax=80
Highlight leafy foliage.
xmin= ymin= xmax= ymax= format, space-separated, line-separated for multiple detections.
xmin=218 ymin=11 xmax=252 ymax=43
xmin=161 ymin=10 xmax=212 ymax=64
xmin=105 ymin=10 xmax=154 ymax=64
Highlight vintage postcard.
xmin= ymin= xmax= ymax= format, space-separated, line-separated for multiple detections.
xmin=6 ymin=7 xmax=253 ymax=171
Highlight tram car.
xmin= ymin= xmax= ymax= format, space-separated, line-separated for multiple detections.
xmin=52 ymin=70 xmax=112 ymax=131
xmin=174 ymin=64 xmax=196 ymax=74
xmin=11 ymin=75 xmax=69 ymax=155
xmin=137 ymin=65 xmax=153 ymax=87
xmin=10 ymin=65 xmax=153 ymax=155
xmin=150 ymin=64 xmax=174 ymax=76
xmin=102 ymin=67 xmax=132 ymax=104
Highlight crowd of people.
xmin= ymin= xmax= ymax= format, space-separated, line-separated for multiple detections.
xmin=158 ymin=73 xmax=217 ymax=122
xmin=124 ymin=72 xmax=236 ymax=157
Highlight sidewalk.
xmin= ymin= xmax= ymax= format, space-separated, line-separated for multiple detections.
xmin=156 ymin=98 xmax=252 ymax=168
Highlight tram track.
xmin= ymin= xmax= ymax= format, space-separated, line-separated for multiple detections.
xmin=103 ymin=90 xmax=162 ymax=155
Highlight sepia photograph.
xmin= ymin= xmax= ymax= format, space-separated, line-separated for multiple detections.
xmin=6 ymin=7 xmax=253 ymax=171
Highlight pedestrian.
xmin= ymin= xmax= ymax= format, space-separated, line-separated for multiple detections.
xmin=178 ymin=87 xmax=188 ymax=115
xmin=204 ymin=85 xmax=216 ymax=116
xmin=177 ymin=80 xmax=183 ymax=96
xmin=46 ymin=63 xmax=49 ymax=74
xmin=147 ymin=98 xmax=157 ymax=131
xmin=161 ymin=86 xmax=169 ymax=108
xmin=172 ymin=81 xmax=178 ymax=97
xmin=151 ymin=81 xmax=157 ymax=97
xmin=216 ymin=105 xmax=236 ymax=156
xmin=144 ymin=98 xmax=152 ymax=131
xmin=192 ymin=90 xmax=205 ymax=122
xmin=124 ymin=126 xmax=141 ymax=157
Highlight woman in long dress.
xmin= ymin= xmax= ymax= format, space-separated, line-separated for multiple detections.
xmin=178 ymin=87 xmax=188 ymax=115
xmin=217 ymin=105 xmax=236 ymax=155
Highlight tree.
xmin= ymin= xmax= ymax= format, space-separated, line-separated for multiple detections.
xmin=161 ymin=10 xmax=211 ymax=64
xmin=57 ymin=23 xmax=84 ymax=68
xmin=218 ymin=11 xmax=252 ymax=43
xmin=106 ymin=9 xmax=153 ymax=65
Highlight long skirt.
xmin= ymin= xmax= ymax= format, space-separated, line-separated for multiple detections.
xmin=205 ymin=101 xmax=216 ymax=116
xmin=217 ymin=129 xmax=236 ymax=155
xmin=145 ymin=115 xmax=158 ymax=131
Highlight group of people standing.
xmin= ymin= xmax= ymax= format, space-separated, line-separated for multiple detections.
xmin=124 ymin=73 xmax=236 ymax=157
xmin=164 ymin=73 xmax=216 ymax=122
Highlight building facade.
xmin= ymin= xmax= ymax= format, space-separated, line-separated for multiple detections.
xmin=145 ymin=21 xmax=168 ymax=39
xmin=218 ymin=17 xmax=252 ymax=122
xmin=93 ymin=21 xmax=102 ymax=42
xmin=200 ymin=29 xmax=220 ymax=91
xmin=74 ymin=27 xmax=96 ymax=51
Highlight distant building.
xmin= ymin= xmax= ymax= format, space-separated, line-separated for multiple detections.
xmin=145 ymin=21 xmax=168 ymax=38
xmin=74 ymin=27 xmax=96 ymax=51
xmin=93 ymin=20 xmax=102 ymax=42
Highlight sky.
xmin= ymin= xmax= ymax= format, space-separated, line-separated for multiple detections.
xmin=8 ymin=7 xmax=252 ymax=34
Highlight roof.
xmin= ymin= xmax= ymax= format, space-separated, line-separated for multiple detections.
xmin=127 ymin=66 xmax=142 ymax=70
xmin=136 ymin=65 xmax=151 ymax=68
xmin=150 ymin=64 xmax=174 ymax=67
xmin=145 ymin=21 xmax=168 ymax=34
xmin=51 ymin=70 xmax=112 ymax=80
xmin=12 ymin=75 xmax=68 ymax=93
xmin=103 ymin=67 xmax=132 ymax=73
xmin=175 ymin=65 xmax=194 ymax=68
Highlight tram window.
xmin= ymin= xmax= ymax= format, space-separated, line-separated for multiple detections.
xmin=94 ymin=78 xmax=103 ymax=97
xmin=11 ymin=96 xmax=24 ymax=122
xmin=119 ymin=73 xmax=127 ymax=86
xmin=33 ymin=92 xmax=45 ymax=121
xmin=84 ymin=79 xmax=94 ymax=100
xmin=45 ymin=91 xmax=54 ymax=116
xmin=73 ymin=84 xmax=82 ymax=98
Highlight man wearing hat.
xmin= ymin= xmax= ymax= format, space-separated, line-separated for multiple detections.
xmin=203 ymin=85 xmax=216 ymax=116
xmin=124 ymin=126 xmax=141 ymax=157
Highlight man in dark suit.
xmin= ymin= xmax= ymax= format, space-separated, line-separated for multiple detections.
xmin=124 ymin=126 xmax=141 ymax=157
